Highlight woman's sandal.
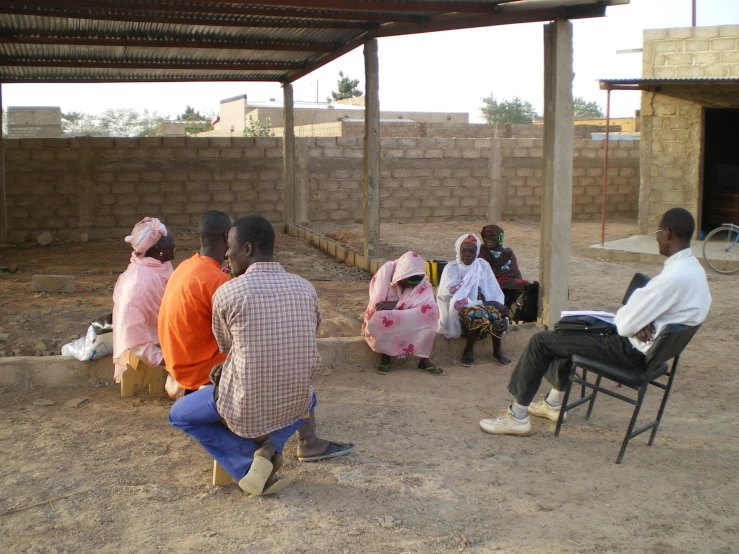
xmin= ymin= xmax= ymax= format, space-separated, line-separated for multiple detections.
xmin=418 ymin=365 xmax=444 ymax=375
xmin=377 ymin=364 xmax=391 ymax=375
xmin=460 ymin=357 xmax=474 ymax=367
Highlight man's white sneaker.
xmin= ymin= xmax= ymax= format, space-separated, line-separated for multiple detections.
xmin=527 ymin=400 xmax=565 ymax=422
xmin=479 ymin=407 xmax=531 ymax=436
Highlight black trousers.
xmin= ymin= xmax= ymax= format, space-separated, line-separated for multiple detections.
xmin=507 ymin=330 xmax=646 ymax=406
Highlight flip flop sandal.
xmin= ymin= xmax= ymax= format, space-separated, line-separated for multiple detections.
xmin=377 ymin=364 xmax=391 ymax=375
xmin=418 ymin=365 xmax=444 ymax=375
xmin=461 ymin=357 xmax=474 ymax=367
xmin=261 ymin=478 xmax=293 ymax=496
xmin=493 ymin=355 xmax=512 ymax=366
xmin=238 ymin=455 xmax=273 ymax=495
xmin=298 ymin=441 xmax=356 ymax=462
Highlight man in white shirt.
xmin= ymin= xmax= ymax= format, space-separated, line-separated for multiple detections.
xmin=480 ymin=208 xmax=712 ymax=436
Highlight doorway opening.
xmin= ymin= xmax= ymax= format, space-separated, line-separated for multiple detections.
xmin=701 ymin=108 xmax=739 ymax=234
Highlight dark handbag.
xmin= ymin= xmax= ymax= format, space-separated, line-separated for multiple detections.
xmin=90 ymin=313 xmax=113 ymax=335
xmin=509 ymin=281 xmax=539 ymax=323
xmin=554 ymin=315 xmax=616 ymax=336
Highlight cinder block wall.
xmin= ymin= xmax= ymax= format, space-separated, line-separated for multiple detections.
xmin=639 ymin=25 xmax=739 ymax=233
xmin=3 ymin=137 xmax=284 ymax=242
xmin=3 ymin=135 xmax=640 ymax=242
xmin=305 ymin=137 xmax=639 ymax=223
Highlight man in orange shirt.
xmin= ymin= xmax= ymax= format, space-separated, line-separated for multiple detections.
xmin=160 ymin=211 xmax=353 ymax=463
xmin=159 ymin=210 xmax=232 ymax=395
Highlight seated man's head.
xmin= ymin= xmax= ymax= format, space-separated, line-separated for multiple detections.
xmin=199 ymin=210 xmax=233 ymax=264
xmin=227 ymin=215 xmax=275 ymax=276
xmin=656 ymin=208 xmax=695 ymax=257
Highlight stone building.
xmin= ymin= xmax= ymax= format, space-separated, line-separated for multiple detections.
xmin=7 ymin=107 xmax=63 ymax=138
xmin=628 ymin=25 xmax=739 ymax=235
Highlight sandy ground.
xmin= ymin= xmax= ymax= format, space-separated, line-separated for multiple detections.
xmin=1 ymin=220 xmax=738 ymax=553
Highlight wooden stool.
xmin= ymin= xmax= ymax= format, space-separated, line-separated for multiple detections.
xmin=211 ymin=432 xmax=269 ymax=487
xmin=120 ymin=352 xmax=165 ymax=398
xmin=212 ymin=461 xmax=235 ymax=486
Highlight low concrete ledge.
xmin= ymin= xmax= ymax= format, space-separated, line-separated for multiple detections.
xmin=0 ymin=325 xmax=542 ymax=388
xmin=287 ymin=223 xmax=383 ymax=275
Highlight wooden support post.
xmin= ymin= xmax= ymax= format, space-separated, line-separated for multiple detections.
xmin=283 ymin=82 xmax=296 ymax=228
xmin=539 ymin=19 xmax=574 ymax=328
xmin=363 ymin=38 xmax=380 ymax=260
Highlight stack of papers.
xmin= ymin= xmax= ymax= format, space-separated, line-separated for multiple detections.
xmin=560 ymin=310 xmax=616 ymax=324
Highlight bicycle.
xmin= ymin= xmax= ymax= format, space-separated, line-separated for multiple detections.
xmin=702 ymin=223 xmax=739 ymax=275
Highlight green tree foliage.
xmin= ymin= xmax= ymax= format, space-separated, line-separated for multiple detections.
xmin=328 ymin=71 xmax=363 ymax=102
xmin=243 ymin=115 xmax=274 ymax=137
xmin=62 ymin=111 xmax=101 ymax=135
xmin=574 ymin=97 xmax=605 ymax=119
xmin=177 ymin=105 xmax=213 ymax=135
xmin=480 ymin=94 xmax=538 ymax=124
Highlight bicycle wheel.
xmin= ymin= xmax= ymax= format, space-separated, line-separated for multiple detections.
xmin=703 ymin=225 xmax=739 ymax=275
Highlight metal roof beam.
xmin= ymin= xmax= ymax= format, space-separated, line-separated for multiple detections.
xmin=0 ymin=74 xmax=283 ymax=83
xmin=0 ymin=6 xmax=372 ymax=29
xmin=371 ymin=3 xmax=606 ymax=37
xmin=0 ymin=59 xmax=304 ymax=71
xmin=0 ymin=33 xmax=336 ymax=52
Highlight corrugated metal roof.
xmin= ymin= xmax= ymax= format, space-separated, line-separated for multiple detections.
xmin=0 ymin=1 xmax=626 ymax=84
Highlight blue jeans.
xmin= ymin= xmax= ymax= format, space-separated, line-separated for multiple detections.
xmin=169 ymin=386 xmax=312 ymax=481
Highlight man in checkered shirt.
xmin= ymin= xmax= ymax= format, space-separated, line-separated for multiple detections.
xmin=169 ymin=215 xmax=353 ymax=495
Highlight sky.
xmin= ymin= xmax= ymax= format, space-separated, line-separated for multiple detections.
xmin=3 ymin=0 xmax=738 ymax=122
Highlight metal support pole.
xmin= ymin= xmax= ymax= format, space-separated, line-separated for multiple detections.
xmin=600 ymin=87 xmax=611 ymax=246
xmin=692 ymin=0 xmax=697 ymax=27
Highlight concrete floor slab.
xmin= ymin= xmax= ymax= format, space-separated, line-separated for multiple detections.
xmin=585 ymin=235 xmax=739 ymax=272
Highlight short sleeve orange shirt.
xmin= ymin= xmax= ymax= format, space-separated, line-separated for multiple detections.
xmin=158 ymin=253 xmax=230 ymax=389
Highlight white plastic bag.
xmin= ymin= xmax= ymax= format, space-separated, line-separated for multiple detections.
xmin=61 ymin=325 xmax=114 ymax=361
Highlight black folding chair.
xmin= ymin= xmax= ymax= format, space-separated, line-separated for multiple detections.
xmin=554 ymin=323 xmax=701 ymax=464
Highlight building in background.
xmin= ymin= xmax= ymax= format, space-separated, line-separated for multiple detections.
xmin=7 ymin=107 xmax=63 ymax=138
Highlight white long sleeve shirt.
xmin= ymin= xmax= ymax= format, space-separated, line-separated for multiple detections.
xmin=614 ymin=248 xmax=711 ymax=354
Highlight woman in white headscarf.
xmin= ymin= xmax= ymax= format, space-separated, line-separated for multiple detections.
xmin=437 ymin=234 xmax=511 ymax=367
xmin=112 ymin=217 xmax=176 ymax=382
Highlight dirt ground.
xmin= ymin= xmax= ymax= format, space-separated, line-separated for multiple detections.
xmin=1 ymin=220 xmax=738 ymax=553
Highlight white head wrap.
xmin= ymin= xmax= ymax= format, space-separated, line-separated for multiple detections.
xmin=125 ymin=217 xmax=168 ymax=256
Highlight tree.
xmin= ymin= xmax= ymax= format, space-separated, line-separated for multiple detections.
xmin=98 ymin=108 xmax=145 ymax=137
xmin=574 ymin=97 xmax=605 ymax=119
xmin=2 ymin=108 xmax=7 ymax=137
xmin=62 ymin=111 xmax=102 ymax=136
xmin=328 ymin=71 xmax=363 ymax=102
xmin=243 ymin=115 xmax=274 ymax=137
xmin=480 ymin=94 xmax=538 ymax=124
xmin=177 ymin=105 xmax=213 ymax=135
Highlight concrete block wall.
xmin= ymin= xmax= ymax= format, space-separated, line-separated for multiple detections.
xmin=3 ymin=135 xmax=640 ymax=242
xmin=4 ymin=137 xmax=284 ymax=242
xmin=501 ymin=138 xmax=640 ymax=220
xmin=643 ymin=25 xmax=739 ymax=78
xmin=305 ymin=137 xmax=640 ymax=223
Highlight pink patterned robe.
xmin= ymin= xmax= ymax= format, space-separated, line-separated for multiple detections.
xmin=363 ymin=251 xmax=439 ymax=358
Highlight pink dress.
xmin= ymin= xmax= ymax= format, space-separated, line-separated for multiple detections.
xmin=363 ymin=251 xmax=439 ymax=358
xmin=112 ymin=254 xmax=173 ymax=382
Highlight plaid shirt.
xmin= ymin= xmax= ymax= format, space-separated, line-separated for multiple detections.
xmin=212 ymin=262 xmax=322 ymax=438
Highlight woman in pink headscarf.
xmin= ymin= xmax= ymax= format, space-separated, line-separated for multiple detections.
xmin=112 ymin=217 xmax=176 ymax=382
xmin=363 ymin=251 xmax=442 ymax=375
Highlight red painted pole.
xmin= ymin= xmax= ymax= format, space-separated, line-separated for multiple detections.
xmin=600 ymin=87 xmax=611 ymax=246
